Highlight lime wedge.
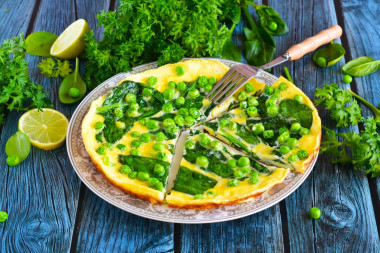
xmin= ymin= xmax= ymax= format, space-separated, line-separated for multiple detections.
xmin=19 ymin=108 xmax=69 ymax=150
xmin=50 ymin=19 xmax=90 ymax=59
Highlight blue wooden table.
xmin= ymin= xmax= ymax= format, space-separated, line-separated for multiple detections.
xmin=0 ymin=0 xmax=379 ymax=252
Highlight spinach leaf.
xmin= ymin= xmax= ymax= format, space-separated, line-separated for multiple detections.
xmin=312 ymin=41 xmax=345 ymax=68
xmin=342 ymin=56 xmax=380 ymax=77
xmin=214 ymin=38 xmax=242 ymax=62
xmin=236 ymin=124 xmax=260 ymax=145
xmin=119 ymin=155 xmax=170 ymax=184
xmin=172 ymin=166 xmax=218 ymax=195
xmin=254 ymin=5 xmax=289 ymax=36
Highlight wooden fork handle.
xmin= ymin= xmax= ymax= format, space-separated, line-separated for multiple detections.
xmin=286 ymin=25 xmax=343 ymax=61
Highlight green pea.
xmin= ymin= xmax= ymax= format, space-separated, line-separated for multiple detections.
xmin=155 ymin=181 xmax=164 ymax=191
xmin=240 ymin=101 xmax=248 ymax=109
xmin=154 ymin=164 xmax=165 ymax=176
xmin=248 ymin=175 xmax=259 ymax=184
xmin=102 ymin=156 xmax=115 ymax=166
xmin=168 ymin=81 xmax=176 ymax=89
xmin=277 ymin=132 xmax=290 ymax=143
xmin=69 ymin=87 xmax=80 ymax=98
xmin=163 ymin=88 xmax=175 ymax=100
xmin=116 ymin=144 xmax=127 ymax=151
xmin=228 ymin=121 xmax=237 ymax=131
xmin=131 ymin=131 xmax=140 ymax=138
xmin=174 ymin=115 xmax=185 ymax=126
xmin=279 ymin=145 xmax=290 ymax=155
xmin=297 ymin=150 xmax=309 ymax=159
xmin=146 ymin=120 xmax=159 ymax=130
xmin=142 ymin=88 xmax=152 ymax=97
xmin=198 ymin=76 xmax=208 ymax=87
xmin=176 ymin=96 xmax=185 ymax=106
xmin=227 ymin=159 xmax=237 ymax=168
xmin=200 ymin=137 xmax=211 ymax=147
xmin=153 ymin=143 xmax=165 ymax=151
xmin=309 ymin=207 xmax=321 ymax=219
xmin=245 ymin=82 xmax=255 ymax=92
xmin=211 ymin=140 xmax=223 ymax=150
xmin=184 ymin=116 xmax=195 ymax=125
xmin=167 ymin=126 xmax=179 ymax=134
xmin=128 ymin=171 xmax=137 ymax=179
xmin=265 ymin=99 xmax=276 ymax=107
xmin=248 ymin=97 xmax=259 ymax=107
xmin=263 ymin=130 xmax=274 ymax=139
xmin=267 ymin=106 xmax=279 ymax=116
xmin=147 ymin=76 xmax=157 ymax=86
xmin=227 ymin=179 xmax=239 ymax=187
xmin=204 ymin=84 xmax=213 ymax=92
xmin=155 ymin=132 xmax=167 ymax=142
xmin=196 ymin=156 xmax=209 ymax=166
xmin=279 ymin=127 xmax=289 ymax=135
xmin=189 ymin=108 xmax=200 ymax=119
xmin=208 ymin=76 xmax=217 ymax=85
xmin=176 ymin=65 xmax=185 ymax=76
xmin=264 ymin=86 xmax=274 ymax=95
xmin=234 ymin=169 xmax=244 ymax=178
xmin=130 ymin=149 xmax=141 ymax=156
xmin=162 ymin=102 xmax=173 ymax=113
xmin=188 ymin=88 xmax=199 ymax=98
xmin=287 ymin=138 xmax=298 ymax=148
xmin=237 ymin=91 xmax=248 ymax=101
xmin=290 ymin=122 xmax=302 ymax=132
xmin=241 ymin=167 xmax=250 ymax=173
xmin=140 ymin=133 xmax=152 ymax=143
xmin=177 ymin=109 xmax=189 ymax=119
xmin=246 ymin=106 xmax=258 ymax=117
xmin=129 ymin=102 xmax=139 ymax=110
xmin=0 ymin=211 xmax=8 ymax=223
xmin=6 ymin=155 xmax=20 ymax=166
xmin=148 ymin=178 xmax=160 ymax=188
xmin=237 ymin=156 xmax=250 ymax=167
xmin=219 ymin=118 xmax=229 ymax=127
xmin=294 ymin=94 xmax=303 ymax=104
xmin=316 ymin=57 xmax=326 ymax=67
xmin=199 ymin=133 xmax=208 ymax=140
xmin=185 ymin=140 xmax=195 ymax=149
xmin=114 ymin=108 xmax=123 ymax=119
xmin=253 ymin=124 xmax=265 ymax=135
xmin=177 ymin=82 xmax=187 ymax=92
xmin=163 ymin=118 xmax=176 ymax=128
xmin=343 ymin=75 xmax=352 ymax=84
xmin=120 ymin=165 xmax=132 ymax=175
xmin=194 ymin=194 xmax=204 ymax=200
xmin=269 ymin=21 xmax=278 ymax=31
xmin=300 ymin=128 xmax=310 ymax=136
xmin=139 ymin=118 xmax=148 ymax=126
xmin=278 ymin=82 xmax=288 ymax=91
xmin=288 ymin=154 xmax=299 ymax=163
xmin=96 ymin=146 xmax=106 ymax=155
xmin=131 ymin=140 xmax=142 ymax=148
xmin=94 ymin=121 xmax=104 ymax=130
xmin=125 ymin=93 xmax=136 ymax=103
xmin=137 ymin=171 xmax=150 ymax=181
xmin=126 ymin=108 xmax=139 ymax=117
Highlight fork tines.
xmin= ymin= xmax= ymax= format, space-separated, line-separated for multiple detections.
xmin=206 ymin=64 xmax=256 ymax=105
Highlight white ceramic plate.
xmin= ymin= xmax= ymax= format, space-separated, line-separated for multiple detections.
xmin=66 ymin=58 xmax=318 ymax=224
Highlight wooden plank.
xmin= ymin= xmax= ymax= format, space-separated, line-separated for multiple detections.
xmin=0 ymin=0 xmax=82 ymax=252
xmin=73 ymin=189 xmax=174 ymax=252
xmin=338 ymin=0 xmax=380 ymax=233
xmin=269 ymin=0 xmax=380 ymax=251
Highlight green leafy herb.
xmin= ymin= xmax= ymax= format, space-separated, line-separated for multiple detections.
xmin=25 ymin=31 xmax=58 ymax=57
xmin=0 ymin=34 xmax=52 ymax=126
xmin=58 ymin=57 xmax=86 ymax=104
xmin=347 ymin=88 xmax=380 ymax=123
xmin=38 ymin=57 xmax=72 ymax=77
xmin=315 ymin=83 xmax=363 ymax=127
xmin=313 ymin=41 xmax=345 ymax=68
xmin=342 ymin=56 xmax=380 ymax=77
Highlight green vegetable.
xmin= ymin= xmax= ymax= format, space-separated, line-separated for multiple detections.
xmin=343 ymin=75 xmax=352 ymax=84
xmin=188 ymin=88 xmax=199 ymax=99
xmin=300 ymin=128 xmax=310 ymax=136
xmin=147 ymin=120 xmax=160 ymax=130
xmin=116 ymin=144 xmax=126 ymax=151
xmin=168 ymin=81 xmax=176 ymax=89
xmin=129 ymin=171 xmax=137 ymax=179
xmin=227 ymin=179 xmax=239 ymax=187
xmin=154 ymin=164 xmax=165 ymax=176
xmin=315 ymin=83 xmax=363 ymax=127
xmin=176 ymin=66 xmax=185 ymax=76
xmin=185 ymin=140 xmax=195 ymax=149
xmin=228 ymin=121 xmax=237 ymax=130
xmin=253 ymin=124 xmax=265 ymax=135
xmin=342 ymin=56 xmax=380 ymax=77
xmin=155 ymin=132 xmax=167 ymax=142
xmin=38 ymin=57 xmax=73 ymax=77
xmin=96 ymin=146 xmax=106 ymax=155
xmin=250 ymin=3 xmax=289 ymax=35
xmin=130 ymin=149 xmax=141 ymax=156
xmin=211 ymin=140 xmax=223 ymax=150
xmin=142 ymin=88 xmax=152 ymax=97
xmin=309 ymin=207 xmax=321 ymax=219
xmin=267 ymin=106 xmax=279 ymax=116
xmin=125 ymin=94 xmax=137 ymax=103
xmin=148 ymin=76 xmax=158 ymax=86
xmin=279 ymin=145 xmax=290 ymax=155
xmin=294 ymin=95 xmax=303 ymax=104
xmin=263 ymin=130 xmax=274 ymax=139
xmin=6 ymin=156 xmax=20 ymax=166
xmin=264 ymin=86 xmax=274 ymax=95
xmin=297 ymin=150 xmax=309 ymax=159
xmin=58 ymin=57 xmax=86 ymax=104
xmin=5 ymin=131 xmax=31 ymax=165
xmin=347 ymin=88 xmax=380 ymax=123
xmin=25 ymin=31 xmax=58 ymax=57
xmin=0 ymin=211 xmax=8 ymax=222
xmin=184 ymin=116 xmax=195 ymax=125
xmin=148 ymin=178 xmax=160 ymax=188
xmin=283 ymin=68 xmax=293 ymax=84
xmin=196 ymin=156 xmax=209 ymax=166
xmin=245 ymin=83 xmax=255 ymax=92
xmin=120 ymin=165 xmax=132 ymax=175
xmin=312 ymin=41 xmax=345 ymax=67
xmin=189 ymin=108 xmax=200 ymax=119
xmin=237 ymin=156 xmax=250 ymax=167
xmin=194 ymin=194 xmax=204 ymax=200
xmin=238 ymin=91 xmax=248 ymax=101
xmin=176 ymin=97 xmax=185 ymax=106
xmin=288 ymin=154 xmax=299 ymax=162
xmin=290 ymin=122 xmax=302 ymax=132
xmin=277 ymin=132 xmax=290 ymax=143
xmin=234 ymin=169 xmax=244 ymax=178
xmin=174 ymin=115 xmax=185 ymax=126
xmin=0 ymin=35 xmax=52 ymax=125
xmin=153 ymin=143 xmax=165 ymax=151
xmin=287 ymin=138 xmax=298 ymax=148
xmin=137 ymin=171 xmax=150 ymax=181
xmin=177 ymin=82 xmax=187 ymax=92
xmin=131 ymin=140 xmax=142 ymax=148
xmin=228 ymin=159 xmax=237 ymax=168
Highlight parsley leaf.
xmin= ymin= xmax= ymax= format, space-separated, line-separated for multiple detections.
xmin=38 ymin=57 xmax=72 ymax=77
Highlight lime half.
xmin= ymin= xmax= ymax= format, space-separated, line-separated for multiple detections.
xmin=50 ymin=19 xmax=90 ymax=59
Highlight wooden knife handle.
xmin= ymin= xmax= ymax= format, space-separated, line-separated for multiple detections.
xmin=286 ymin=25 xmax=343 ymax=61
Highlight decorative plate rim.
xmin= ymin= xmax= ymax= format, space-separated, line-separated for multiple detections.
xmin=66 ymin=58 xmax=318 ymax=224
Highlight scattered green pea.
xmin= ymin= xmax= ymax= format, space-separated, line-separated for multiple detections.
xmin=154 ymin=164 xmax=165 ymax=176
xmin=163 ymin=118 xmax=176 ymax=128
xmin=316 ymin=57 xmax=326 ymax=67
xmin=287 ymin=138 xmax=298 ymax=148
xmin=168 ymin=81 xmax=176 ymax=89
xmin=234 ymin=169 xmax=244 ymax=178
xmin=294 ymin=94 xmax=303 ymax=104
xmin=227 ymin=159 xmax=237 ymax=169
xmin=278 ymin=82 xmax=288 ymax=91
xmin=248 ymin=175 xmax=259 ymax=184
xmin=129 ymin=171 xmax=137 ymax=179
xmin=208 ymin=77 xmax=217 ymax=85
xmin=277 ymin=132 xmax=290 ymax=143
xmin=309 ymin=207 xmax=321 ymax=219
xmin=263 ymin=130 xmax=274 ymax=139
xmin=142 ymin=88 xmax=152 ymax=97
xmin=204 ymin=84 xmax=213 ymax=92
xmin=94 ymin=121 xmax=104 ymax=130
xmin=228 ymin=121 xmax=237 ymax=131
xmin=69 ymin=87 xmax=80 ymax=98
xmin=279 ymin=145 xmax=290 ymax=155
xmin=189 ymin=108 xmax=200 ymax=119
xmin=265 ymin=99 xmax=276 ymax=107
xmin=104 ymin=143 xmax=113 ymax=150
xmin=96 ymin=146 xmax=106 ymax=155
xmin=120 ymin=165 xmax=132 ymax=175
xmin=264 ymin=86 xmax=274 ymax=95
xmin=297 ymin=150 xmax=309 ymax=159
xmin=194 ymin=194 xmax=204 ymax=200
xmin=137 ymin=171 xmax=150 ymax=181
xmin=140 ymin=133 xmax=152 ymax=143
xmin=163 ymin=88 xmax=175 ymax=100
xmin=279 ymin=127 xmax=289 ymax=135
xmin=198 ymin=76 xmax=208 ymax=87
xmin=126 ymin=108 xmax=139 ymax=117
xmin=237 ymin=91 xmax=248 ymax=101
xmin=268 ymin=21 xmax=278 ymax=31
xmin=178 ymin=108 xmax=189 ymax=116
xmin=153 ymin=143 xmax=165 ymax=151
xmin=148 ymin=178 xmax=160 ymax=188
xmin=237 ymin=156 xmax=250 ymax=167
xmin=174 ymin=115 xmax=185 ymax=126
xmin=131 ymin=131 xmax=140 ymax=138
xmin=267 ymin=106 xmax=279 ymax=116
xmin=146 ymin=120 xmax=159 ymax=130
xmin=155 ymin=132 xmax=167 ymax=142
xmin=6 ymin=155 xmax=19 ymax=166
xmin=184 ymin=116 xmax=195 ymax=125
xmin=116 ymin=144 xmax=127 ymax=151
xmin=219 ymin=118 xmax=229 ymax=127
xmin=300 ymin=128 xmax=310 ymax=136
xmin=240 ymin=101 xmax=248 ymax=109
xmin=0 ymin=211 xmax=8 ymax=223
xmin=155 ymin=181 xmax=164 ymax=191
xmin=115 ymin=121 xmax=125 ymax=128
xmin=288 ymin=154 xmax=299 ymax=163
xmin=290 ymin=122 xmax=302 ymax=132
xmin=188 ymin=88 xmax=200 ymax=98
xmin=167 ymin=126 xmax=179 ymax=134
xmin=131 ymin=140 xmax=142 ymax=148
xmin=210 ymin=140 xmax=223 ymax=150
xmin=130 ymin=149 xmax=141 ymax=156
xmin=139 ymin=118 xmax=148 ymax=126
xmin=129 ymin=102 xmax=139 ymax=110
xmin=176 ymin=96 xmax=185 ymax=106
xmin=245 ymin=82 xmax=255 ymax=92
xmin=147 ymin=76 xmax=157 ymax=86
xmin=227 ymin=179 xmax=239 ymax=187
xmin=177 ymin=82 xmax=187 ymax=92
xmin=196 ymin=156 xmax=209 ymax=166
xmin=125 ymin=93 xmax=136 ymax=103
xmin=176 ymin=65 xmax=185 ymax=76
xmin=253 ymin=124 xmax=265 ymax=135
xmin=207 ymin=191 xmax=216 ymax=197
xmin=162 ymin=102 xmax=173 ymax=113
xmin=343 ymin=75 xmax=352 ymax=84
xmin=246 ymin=106 xmax=258 ymax=117
xmin=185 ymin=140 xmax=195 ymax=149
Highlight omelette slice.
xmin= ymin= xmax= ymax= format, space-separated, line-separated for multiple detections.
xmin=204 ymin=77 xmax=321 ymax=173
xmin=166 ymin=130 xmax=290 ymax=209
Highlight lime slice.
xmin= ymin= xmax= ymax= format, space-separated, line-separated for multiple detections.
xmin=50 ymin=19 xmax=90 ymax=59
xmin=19 ymin=108 xmax=69 ymax=150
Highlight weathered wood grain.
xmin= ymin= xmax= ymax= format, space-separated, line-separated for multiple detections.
xmin=269 ymin=0 xmax=380 ymax=251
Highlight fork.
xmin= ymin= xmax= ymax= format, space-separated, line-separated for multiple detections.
xmin=206 ymin=25 xmax=343 ymax=105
